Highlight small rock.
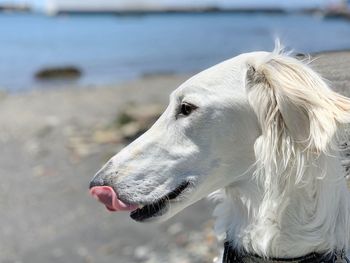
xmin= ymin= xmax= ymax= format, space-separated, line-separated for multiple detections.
xmin=93 ymin=129 xmax=122 ymax=144
xmin=35 ymin=66 xmax=81 ymax=80
xmin=32 ymin=165 xmax=57 ymax=177
xmin=167 ymin=223 xmax=184 ymax=235
xmin=115 ymin=104 xmax=164 ymax=142
xmin=116 ymin=111 xmax=135 ymax=127
xmin=33 ymin=165 xmax=45 ymax=177
xmin=117 ymin=104 xmax=163 ymax=127
xmin=124 ymin=104 xmax=163 ymax=126
xmin=175 ymin=233 xmax=188 ymax=247
xmin=134 ymin=245 xmax=151 ymax=261
xmin=67 ymin=136 xmax=95 ymax=158
xmin=120 ymin=122 xmax=143 ymax=141
xmin=24 ymin=139 xmax=40 ymax=155
xmin=36 ymin=125 xmax=53 ymax=137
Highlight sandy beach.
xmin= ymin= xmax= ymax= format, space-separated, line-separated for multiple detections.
xmin=1 ymin=51 xmax=350 ymax=263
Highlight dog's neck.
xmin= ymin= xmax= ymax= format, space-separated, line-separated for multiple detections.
xmin=214 ymin=150 xmax=350 ymax=258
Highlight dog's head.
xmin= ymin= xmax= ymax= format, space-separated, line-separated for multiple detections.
xmin=90 ymin=49 xmax=350 ymax=222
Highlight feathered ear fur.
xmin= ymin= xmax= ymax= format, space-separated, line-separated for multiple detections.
xmin=246 ymin=52 xmax=350 ymax=153
xmin=246 ymin=51 xmax=350 ymax=182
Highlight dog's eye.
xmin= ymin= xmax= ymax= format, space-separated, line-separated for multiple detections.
xmin=179 ymin=102 xmax=197 ymax=117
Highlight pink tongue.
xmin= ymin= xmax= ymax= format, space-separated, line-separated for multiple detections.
xmin=90 ymin=186 xmax=138 ymax=212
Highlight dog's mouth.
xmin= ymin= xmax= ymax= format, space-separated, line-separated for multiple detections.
xmin=90 ymin=181 xmax=190 ymax=222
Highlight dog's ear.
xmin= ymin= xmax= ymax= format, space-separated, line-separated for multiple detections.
xmin=246 ymin=55 xmax=350 ymax=153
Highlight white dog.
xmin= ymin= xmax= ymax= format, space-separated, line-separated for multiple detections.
xmin=90 ymin=46 xmax=350 ymax=262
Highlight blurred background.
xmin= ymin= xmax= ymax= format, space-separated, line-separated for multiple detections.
xmin=1 ymin=0 xmax=350 ymax=262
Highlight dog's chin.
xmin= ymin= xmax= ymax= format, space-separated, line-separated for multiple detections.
xmin=128 ymin=181 xmax=191 ymax=223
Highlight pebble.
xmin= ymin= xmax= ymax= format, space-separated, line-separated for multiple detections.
xmin=167 ymin=222 xmax=184 ymax=235
xmin=134 ymin=245 xmax=151 ymax=261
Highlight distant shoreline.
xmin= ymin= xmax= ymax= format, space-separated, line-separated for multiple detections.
xmin=2 ymin=4 xmax=349 ymax=21
xmin=51 ymin=7 xmax=290 ymax=16
xmin=0 ymin=5 xmax=322 ymax=16
xmin=0 ymin=6 xmax=338 ymax=20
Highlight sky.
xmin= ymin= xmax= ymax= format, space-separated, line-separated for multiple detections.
xmin=0 ymin=0 xmax=337 ymax=10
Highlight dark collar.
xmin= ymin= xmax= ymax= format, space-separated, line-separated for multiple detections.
xmin=223 ymin=241 xmax=349 ymax=263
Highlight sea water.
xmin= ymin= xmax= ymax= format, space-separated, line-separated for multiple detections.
xmin=0 ymin=12 xmax=350 ymax=92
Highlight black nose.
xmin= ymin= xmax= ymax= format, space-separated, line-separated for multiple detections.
xmin=89 ymin=170 xmax=107 ymax=189
xmin=89 ymin=179 xmax=104 ymax=189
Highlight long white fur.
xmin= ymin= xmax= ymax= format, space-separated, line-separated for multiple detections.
xmin=93 ymin=45 xmax=350 ymax=259
xmin=215 ymin=47 xmax=350 ymax=257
